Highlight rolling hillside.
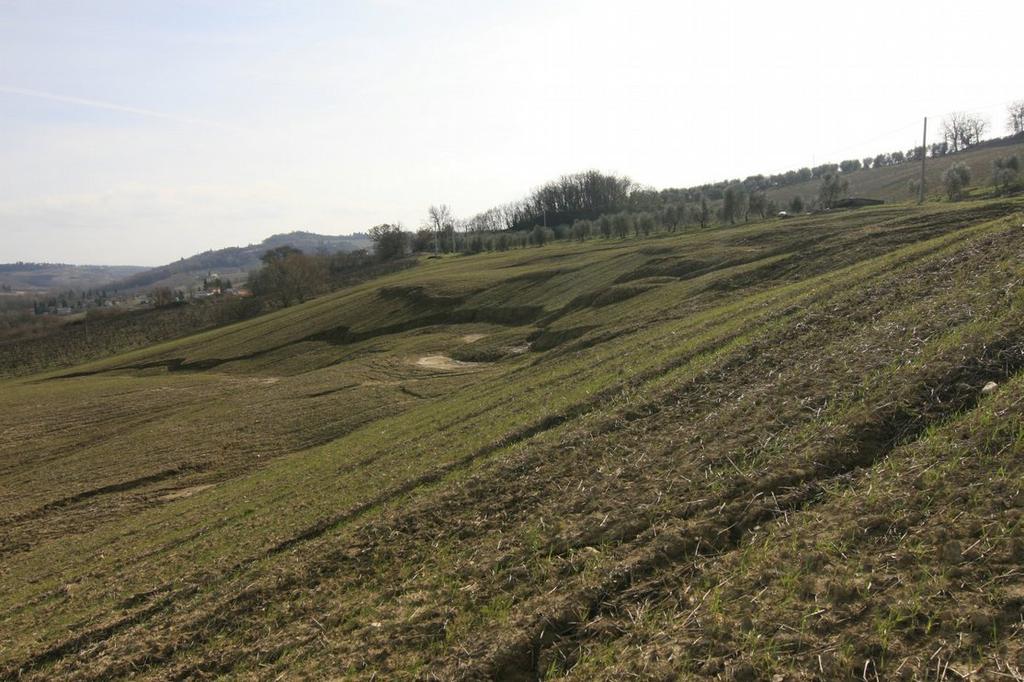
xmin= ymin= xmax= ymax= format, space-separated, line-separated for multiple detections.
xmin=2 ymin=198 xmax=1024 ymax=679
xmin=109 ymin=231 xmax=372 ymax=292
xmin=764 ymin=136 xmax=1024 ymax=206
xmin=0 ymin=232 xmax=371 ymax=295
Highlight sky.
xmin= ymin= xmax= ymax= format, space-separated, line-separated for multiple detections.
xmin=0 ymin=0 xmax=1021 ymax=266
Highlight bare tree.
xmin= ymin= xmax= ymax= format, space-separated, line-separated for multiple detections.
xmin=943 ymin=112 xmax=988 ymax=152
xmin=1008 ymin=101 xmax=1024 ymax=136
xmin=466 ymin=207 xmax=503 ymax=233
xmin=426 ymin=204 xmax=454 ymax=255
xmin=150 ymin=287 xmax=176 ymax=307
xmin=967 ymin=116 xmax=988 ymax=147
xmin=943 ymin=113 xmax=968 ymax=152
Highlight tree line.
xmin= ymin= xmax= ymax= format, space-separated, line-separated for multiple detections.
xmin=246 ymin=245 xmax=415 ymax=307
xmin=244 ymin=100 xmax=1024 ymax=300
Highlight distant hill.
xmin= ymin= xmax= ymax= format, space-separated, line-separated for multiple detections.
xmin=108 ymin=231 xmax=372 ymax=291
xmin=1 ymin=232 xmax=372 ymax=294
xmin=0 ymin=263 xmax=147 ymax=292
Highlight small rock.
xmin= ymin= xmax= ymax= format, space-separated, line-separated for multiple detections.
xmin=729 ymin=662 xmax=756 ymax=682
xmin=982 ymin=381 xmax=998 ymax=395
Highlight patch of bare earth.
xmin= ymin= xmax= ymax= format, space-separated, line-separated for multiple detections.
xmin=157 ymin=484 xmax=214 ymax=502
xmin=414 ymin=355 xmax=487 ymax=371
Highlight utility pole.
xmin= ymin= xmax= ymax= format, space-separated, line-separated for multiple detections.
xmin=919 ymin=117 xmax=927 ymax=204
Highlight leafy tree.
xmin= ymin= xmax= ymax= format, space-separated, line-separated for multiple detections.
xmin=811 ymin=163 xmax=839 ymax=179
xmin=840 ymin=159 xmax=862 ymax=173
xmin=862 ymin=157 xmax=874 ymax=170
xmin=612 ymin=213 xmax=632 ymax=238
xmin=598 ymin=214 xmax=613 ymax=239
xmin=992 ymin=155 xmax=1020 ymax=192
xmin=411 ymin=228 xmax=435 ymax=253
xmin=748 ymin=191 xmax=769 ymax=219
xmin=660 ymin=204 xmax=680 ymax=232
xmin=571 ymin=219 xmax=592 ymax=241
xmin=942 ymin=162 xmax=971 ymax=200
xmin=788 ymin=195 xmax=804 ymax=213
xmin=466 ymin=233 xmax=485 ymax=254
xmin=699 ymin=195 xmax=710 ymax=228
xmin=530 ymin=224 xmax=549 ymax=246
xmin=722 ymin=185 xmax=746 ymax=224
xmin=818 ymin=172 xmax=849 ymax=209
xmin=367 ymin=223 xmax=409 ymax=261
xmin=637 ymin=212 xmax=656 ymax=236
xmin=250 ymin=247 xmax=325 ymax=306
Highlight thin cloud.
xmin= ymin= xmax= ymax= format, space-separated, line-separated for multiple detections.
xmin=0 ymin=85 xmax=241 ymax=133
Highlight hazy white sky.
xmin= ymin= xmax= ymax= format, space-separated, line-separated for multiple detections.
xmin=1 ymin=0 xmax=1020 ymax=265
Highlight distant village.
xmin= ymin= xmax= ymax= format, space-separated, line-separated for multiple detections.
xmin=10 ymin=273 xmax=252 ymax=317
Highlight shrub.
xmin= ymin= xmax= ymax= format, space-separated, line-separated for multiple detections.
xmin=992 ymin=156 xmax=1020 ymax=192
xmin=612 ymin=213 xmax=632 ymax=238
xmin=942 ymin=162 xmax=972 ymax=201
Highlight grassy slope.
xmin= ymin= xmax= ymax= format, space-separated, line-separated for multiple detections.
xmin=765 ymin=138 xmax=1024 ymax=205
xmin=2 ymin=199 xmax=1024 ymax=679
